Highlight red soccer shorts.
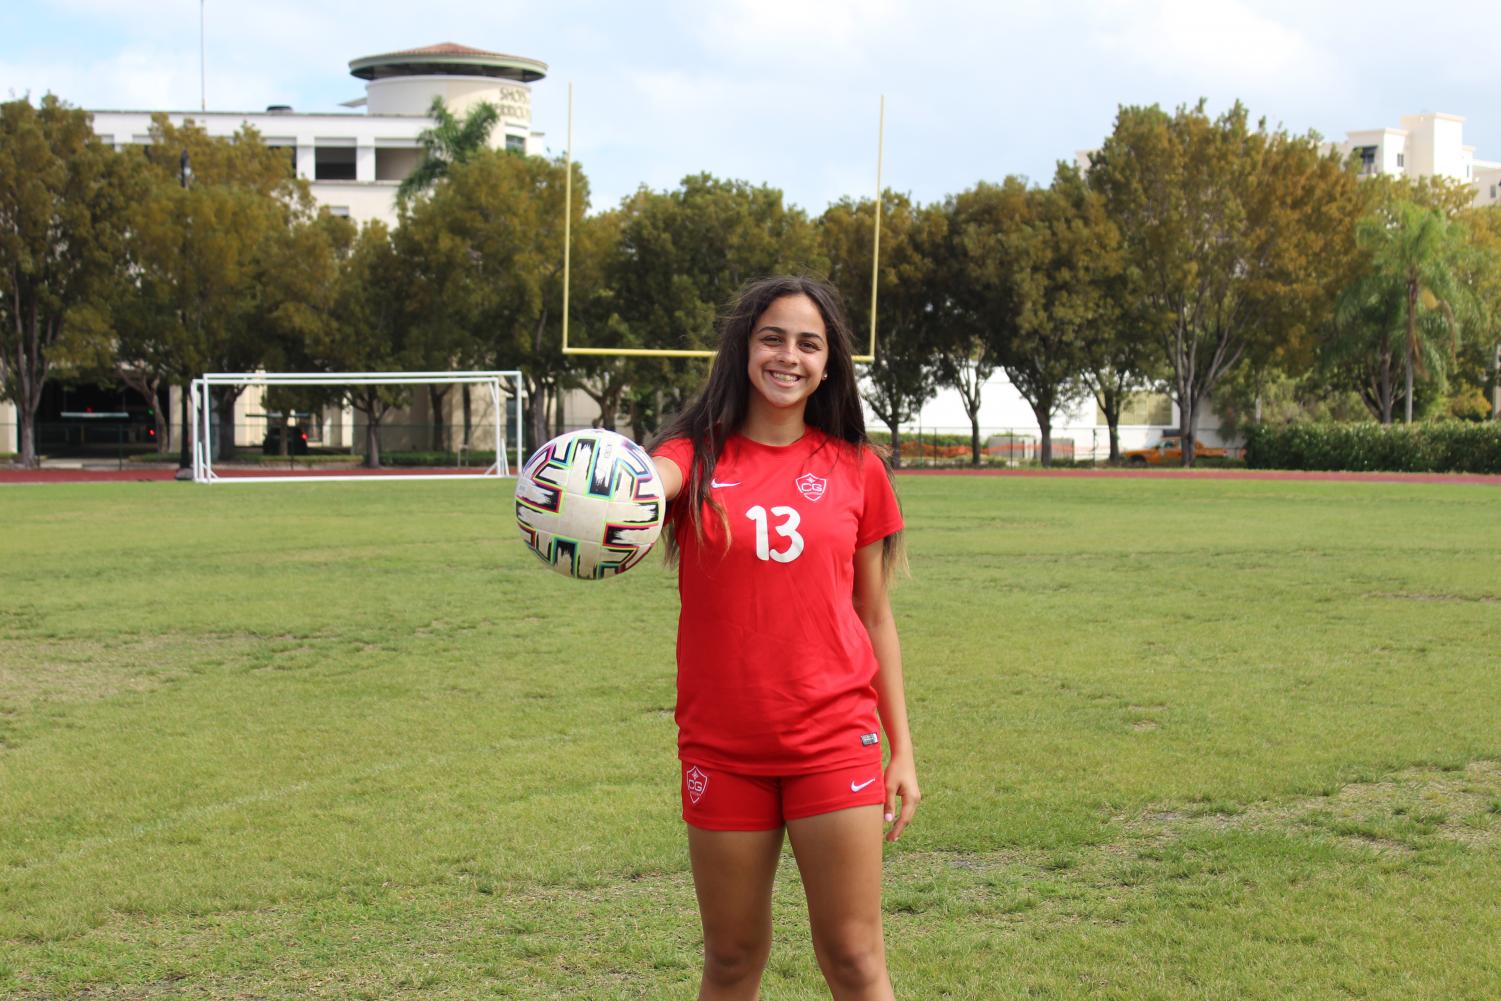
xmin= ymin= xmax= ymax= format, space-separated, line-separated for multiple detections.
xmin=681 ymin=754 xmax=885 ymax=831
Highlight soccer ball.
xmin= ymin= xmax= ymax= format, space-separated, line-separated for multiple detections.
xmin=514 ymin=429 xmax=666 ymax=580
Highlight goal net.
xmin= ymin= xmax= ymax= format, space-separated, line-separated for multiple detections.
xmin=189 ymin=371 xmax=524 ymax=484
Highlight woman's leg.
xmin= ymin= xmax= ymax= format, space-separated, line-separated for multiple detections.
xmin=786 ymin=806 xmax=893 ymax=1001
xmin=687 ymin=824 xmax=785 ymax=1001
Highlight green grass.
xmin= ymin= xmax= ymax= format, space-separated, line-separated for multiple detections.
xmin=2 ymin=475 xmax=1500 ymax=999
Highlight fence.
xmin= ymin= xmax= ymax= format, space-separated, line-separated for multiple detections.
xmin=4 ymin=419 xmax=1236 ymax=470
xmin=880 ymin=425 xmax=1242 ymax=467
xmin=879 ymin=428 xmax=1096 ymax=467
xmin=1 ymin=420 xmax=161 ymax=467
xmin=1 ymin=419 xmax=524 ymax=470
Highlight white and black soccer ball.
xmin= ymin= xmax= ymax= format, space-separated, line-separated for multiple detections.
xmin=514 ymin=429 xmax=665 ymax=580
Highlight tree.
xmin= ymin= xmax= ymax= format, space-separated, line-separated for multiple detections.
xmin=601 ymin=174 xmax=821 ymax=437
xmin=0 ymin=96 xmax=131 ymax=467
xmin=608 ymin=175 xmax=822 ymax=348
xmin=1457 ymin=206 xmax=1501 ymax=420
xmin=940 ymin=180 xmax=1028 ymax=465
xmin=570 ymin=210 xmax=633 ymax=431
xmin=1079 ymin=262 xmax=1158 ymax=462
xmin=130 ymin=115 xmax=312 ymax=461
xmin=405 ymin=149 xmax=580 ymax=451
xmin=1088 ymin=101 xmax=1356 ymax=463
xmin=390 ymin=218 xmax=477 ymax=452
xmin=75 ymin=151 xmax=175 ymax=452
xmin=820 ymin=192 xmax=944 ymax=467
xmin=950 ymin=171 xmax=1124 ymax=465
xmin=256 ymin=210 xmax=355 ymax=452
xmin=1340 ymin=198 xmax=1473 ymax=423
xmin=397 ymin=97 xmax=502 ymax=204
xmin=313 ymin=221 xmax=412 ymax=467
xmin=1005 ymin=169 xmax=1125 ymax=464
xmin=1330 ymin=241 xmax=1407 ymax=424
xmin=943 ymin=170 xmax=1127 ymax=466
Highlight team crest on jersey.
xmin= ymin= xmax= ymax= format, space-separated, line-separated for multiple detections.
xmin=795 ymin=473 xmax=827 ymax=502
xmin=685 ymin=766 xmax=709 ymax=804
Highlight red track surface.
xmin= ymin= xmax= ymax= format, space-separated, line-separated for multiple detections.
xmin=0 ymin=466 xmax=486 ymax=484
xmin=4 ymin=465 xmax=1500 ymax=487
xmin=898 ymin=467 xmax=1501 ymax=486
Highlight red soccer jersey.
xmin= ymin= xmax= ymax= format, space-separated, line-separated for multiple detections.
xmin=653 ymin=429 xmax=904 ymax=775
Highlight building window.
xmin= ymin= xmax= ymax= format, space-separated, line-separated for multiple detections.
xmin=376 ymin=147 xmax=421 ymax=181
xmin=1355 ymin=145 xmax=1377 ymax=175
xmin=314 ymin=146 xmax=356 ymax=181
xmin=1397 ymin=153 xmax=1404 ymax=168
xmin=505 ymin=134 xmax=525 ymax=154
xmin=1492 ymin=184 xmax=1498 ymax=200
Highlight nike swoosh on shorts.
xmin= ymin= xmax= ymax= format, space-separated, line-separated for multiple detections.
xmin=850 ymin=778 xmax=877 ymax=792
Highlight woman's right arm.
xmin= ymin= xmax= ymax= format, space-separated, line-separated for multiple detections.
xmin=654 ymin=457 xmax=683 ymax=502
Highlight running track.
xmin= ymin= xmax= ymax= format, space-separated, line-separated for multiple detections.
xmin=0 ymin=467 xmax=490 ymax=484
xmin=5 ymin=465 xmax=1500 ymax=486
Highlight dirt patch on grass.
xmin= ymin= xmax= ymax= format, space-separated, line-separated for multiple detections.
xmin=1124 ymin=761 xmax=1501 ymax=855
xmin=1366 ymin=590 xmax=1499 ymax=604
xmin=0 ymin=637 xmax=171 ymax=712
xmin=0 ymin=633 xmax=264 ymax=717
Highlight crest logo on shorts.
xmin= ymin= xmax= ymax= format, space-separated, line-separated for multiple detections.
xmin=795 ymin=473 xmax=827 ymax=502
xmin=685 ymin=766 xmax=709 ymax=805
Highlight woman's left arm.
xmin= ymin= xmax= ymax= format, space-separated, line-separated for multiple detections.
xmin=853 ymin=540 xmax=920 ymax=842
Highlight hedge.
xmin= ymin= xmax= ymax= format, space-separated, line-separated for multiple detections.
xmin=382 ymin=450 xmax=499 ymax=467
xmin=1244 ymin=422 xmax=1501 ymax=474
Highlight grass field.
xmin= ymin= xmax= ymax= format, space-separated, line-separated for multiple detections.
xmin=2 ymin=474 xmax=1500 ymax=999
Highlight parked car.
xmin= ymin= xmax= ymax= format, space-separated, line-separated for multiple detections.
xmin=1122 ymin=434 xmax=1232 ymax=465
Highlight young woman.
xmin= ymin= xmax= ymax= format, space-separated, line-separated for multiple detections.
xmin=649 ymin=275 xmax=919 ymax=1001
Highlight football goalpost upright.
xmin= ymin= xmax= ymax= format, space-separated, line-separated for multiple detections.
xmin=190 ymin=371 xmax=524 ymax=484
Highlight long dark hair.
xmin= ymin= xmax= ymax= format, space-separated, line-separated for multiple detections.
xmin=650 ymin=275 xmax=904 ymax=577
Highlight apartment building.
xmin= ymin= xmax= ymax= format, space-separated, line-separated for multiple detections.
xmin=1335 ymin=112 xmax=1501 ymax=207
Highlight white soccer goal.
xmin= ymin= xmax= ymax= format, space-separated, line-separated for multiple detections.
xmin=190 ymin=371 xmax=525 ymax=484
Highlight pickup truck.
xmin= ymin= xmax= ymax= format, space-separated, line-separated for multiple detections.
xmin=1122 ymin=434 xmax=1234 ymax=465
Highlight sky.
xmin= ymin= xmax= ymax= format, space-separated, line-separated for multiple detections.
xmin=3 ymin=0 xmax=1498 ymax=214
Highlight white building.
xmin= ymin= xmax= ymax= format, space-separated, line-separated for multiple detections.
xmin=90 ymin=42 xmax=549 ymax=226
xmin=1334 ymin=112 xmax=1501 ymax=207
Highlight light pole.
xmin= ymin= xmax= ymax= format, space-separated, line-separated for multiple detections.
xmin=176 ymin=150 xmax=194 ymax=478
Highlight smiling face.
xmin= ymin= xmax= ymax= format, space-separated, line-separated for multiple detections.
xmin=745 ymin=293 xmax=830 ymax=416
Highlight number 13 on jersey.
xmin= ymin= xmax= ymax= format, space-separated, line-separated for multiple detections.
xmin=745 ymin=505 xmax=804 ymax=563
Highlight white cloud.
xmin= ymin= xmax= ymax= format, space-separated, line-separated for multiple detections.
xmin=694 ymin=0 xmax=904 ymax=65
xmin=1087 ymin=0 xmax=1338 ymax=98
xmin=8 ymin=0 xmax=1500 ymax=213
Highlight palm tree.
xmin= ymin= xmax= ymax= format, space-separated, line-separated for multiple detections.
xmin=1345 ymin=200 xmax=1471 ymax=423
xmin=396 ymin=97 xmax=502 ymax=203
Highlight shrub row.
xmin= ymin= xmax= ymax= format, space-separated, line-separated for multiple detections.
xmin=1244 ymin=422 xmax=1501 ymax=474
xmin=382 ymin=450 xmax=499 ymax=467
